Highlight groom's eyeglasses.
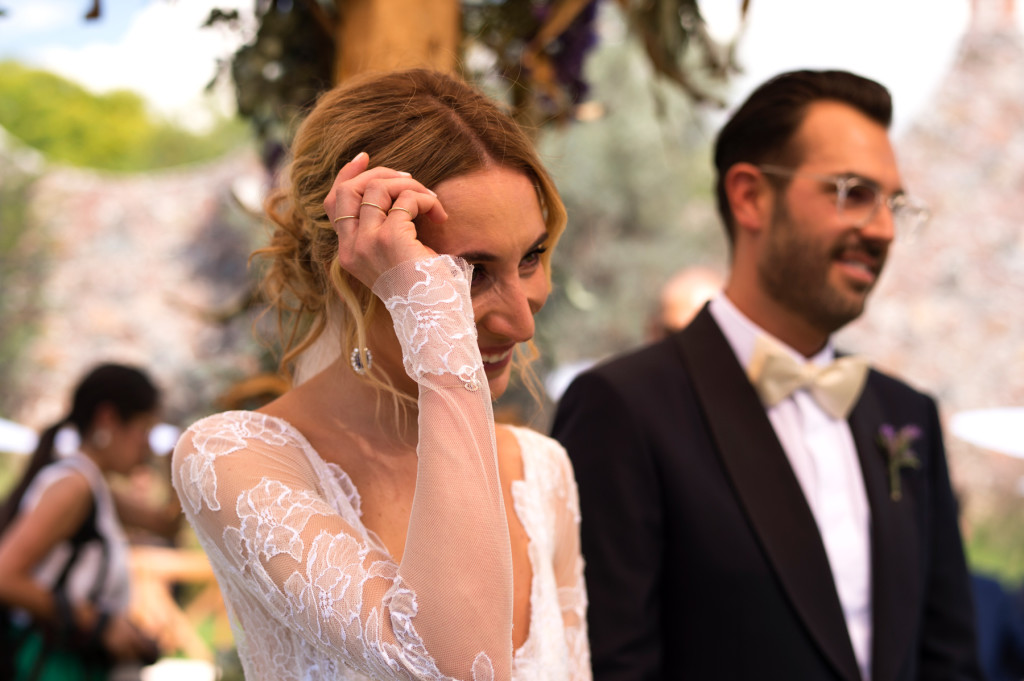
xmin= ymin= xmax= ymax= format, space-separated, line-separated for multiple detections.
xmin=757 ymin=164 xmax=930 ymax=237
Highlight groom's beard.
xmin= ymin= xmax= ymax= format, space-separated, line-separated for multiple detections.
xmin=758 ymin=198 xmax=886 ymax=335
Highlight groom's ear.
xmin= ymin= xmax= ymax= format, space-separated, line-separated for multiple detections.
xmin=725 ymin=163 xmax=773 ymax=238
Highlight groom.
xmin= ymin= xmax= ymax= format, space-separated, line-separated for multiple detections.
xmin=552 ymin=70 xmax=981 ymax=681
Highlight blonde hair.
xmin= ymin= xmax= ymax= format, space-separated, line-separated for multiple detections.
xmin=257 ymin=69 xmax=566 ymax=412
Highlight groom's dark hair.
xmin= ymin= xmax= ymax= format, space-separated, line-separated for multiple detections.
xmin=713 ymin=69 xmax=893 ymax=244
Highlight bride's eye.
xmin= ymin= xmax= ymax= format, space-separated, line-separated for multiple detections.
xmin=470 ymin=265 xmax=489 ymax=287
xmin=521 ymin=245 xmax=548 ymax=270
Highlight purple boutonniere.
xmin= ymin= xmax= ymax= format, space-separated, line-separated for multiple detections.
xmin=877 ymin=424 xmax=922 ymax=501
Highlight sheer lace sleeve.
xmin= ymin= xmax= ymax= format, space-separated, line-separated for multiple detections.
xmin=374 ymin=256 xmax=513 ymax=679
xmin=172 ymin=255 xmax=512 ymax=681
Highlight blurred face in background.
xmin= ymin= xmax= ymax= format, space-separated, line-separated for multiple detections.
xmin=94 ymin=407 xmax=158 ymax=475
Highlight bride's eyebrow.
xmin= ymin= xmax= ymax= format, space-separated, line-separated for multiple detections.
xmin=457 ymin=250 xmax=498 ymax=264
xmin=455 ymin=232 xmax=550 ymax=263
xmin=526 ymin=232 xmax=550 ymax=251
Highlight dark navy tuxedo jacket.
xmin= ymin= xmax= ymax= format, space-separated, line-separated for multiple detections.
xmin=552 ymin=306 xmax=981 ymax=681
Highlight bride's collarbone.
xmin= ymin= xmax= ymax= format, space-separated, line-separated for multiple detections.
xmin=292 ymin=414 xmax=533 ymax=584
xmin=320 ymin=420 xmax=536 ymax=646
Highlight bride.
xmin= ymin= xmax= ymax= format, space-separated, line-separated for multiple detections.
xmin=172 ymin=69 xmax=590 ymax=681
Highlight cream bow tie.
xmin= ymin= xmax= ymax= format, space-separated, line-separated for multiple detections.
xmin=747 ymin=335 xmax=869 ymax=420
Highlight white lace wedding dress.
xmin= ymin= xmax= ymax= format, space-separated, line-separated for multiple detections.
xmin=172 ymin=256 xmax=590 ymax=681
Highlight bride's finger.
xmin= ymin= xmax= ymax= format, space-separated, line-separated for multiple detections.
xmin=356 ymin=175 xmax=444 ymax=224
xmin=334 ymin=186 xmax=446 ymax=287
xmin=328 ymin=174 xmax=438 ymax=226
xmin=325 ymin=174 xmax=402 ymax=226
xmin=386 ymin=189 xmax=448 ymax=226
xmin=358 ymin=198 xmax=390 ymax=220
xmin=335 ymin=151 xmax=370 ymax=184
xmin=324 ymin=153 xmax=410 ymax=220
xmin=331 ymin=178 xmax=438 ymax=247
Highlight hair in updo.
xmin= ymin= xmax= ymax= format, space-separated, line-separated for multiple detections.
xmin=258 ymin=68 xmax=566 ymax=408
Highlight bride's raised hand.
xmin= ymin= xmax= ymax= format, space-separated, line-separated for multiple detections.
xmin=324 ymin=151 xmax=448 ymax=289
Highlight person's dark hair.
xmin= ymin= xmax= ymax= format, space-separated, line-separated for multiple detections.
xmin=0 ymin=363 xmax=159 ymax=533
xmin=713 ymin=69 xmax=892 ymax=244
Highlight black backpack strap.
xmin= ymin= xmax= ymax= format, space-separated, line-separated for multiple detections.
xmin=19 ymin=493 xmax=108 ymax=681
xmin=52 ymin=496 xmax=100 ymax=592
xmin=55 ymin=488 xmax=112 ymax=609
xmin=3 ymin=466 xmax=114 ymax=681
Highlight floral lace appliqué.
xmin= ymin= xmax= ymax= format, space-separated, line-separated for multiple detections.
xmin=172 ymin=304 xmax=590 ymax=680
xmin=179 ymin=411 xmax=295 ymax=515
xmin=374 ymin=256 xmax=482 ymax=390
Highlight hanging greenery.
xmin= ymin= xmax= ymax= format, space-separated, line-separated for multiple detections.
xmin=198 ymin=0 xmax=746 ymax=169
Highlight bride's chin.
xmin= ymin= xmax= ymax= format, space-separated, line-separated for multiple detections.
xmin=484 ymin=371 xmax=510 ymax=400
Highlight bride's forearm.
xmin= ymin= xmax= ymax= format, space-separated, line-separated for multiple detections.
xmin=375 ymin=255 xmax=514 ymax=680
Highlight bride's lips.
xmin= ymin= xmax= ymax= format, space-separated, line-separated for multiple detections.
xmin=480 ymin=345 xmax=515 ymax=372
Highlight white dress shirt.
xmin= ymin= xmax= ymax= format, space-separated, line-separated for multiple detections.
xmin=709 ymin=294 xmax=873 ymax=680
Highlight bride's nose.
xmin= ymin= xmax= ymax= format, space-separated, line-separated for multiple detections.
xmin=477 ymin=276 xmax=547 ymax=343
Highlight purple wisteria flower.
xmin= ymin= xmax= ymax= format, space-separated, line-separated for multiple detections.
xmin=877 ymin=424 xmax=922 ymax=501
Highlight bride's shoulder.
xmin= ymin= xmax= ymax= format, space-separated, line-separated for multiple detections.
xmin=499 ymin=424 xmax=565 ymax=456
xmin=175 ymin=410 xmax=310 ymax=460
xmin=498 ymin=424 xmax=575 ymax=486
xmin=185 ymin=409 xmax=301 ymax=437
xmin=172 ymin=411 xmax=324 ymax=516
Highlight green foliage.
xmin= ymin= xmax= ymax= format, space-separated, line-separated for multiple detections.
xmin=496 ymin=13 xmax=730 ymax=426
xmin=0 ymin=158 xmax=45 ymax=415
xmin=209 ymin=4 xmax=333 ymax=151
xmin=207 ymin=1 xmax=742 ymax=168
xmin=534 ymin=25 xmax=726 ymax=369
xmin=0 ymin=60 xmax=250 ymax=171
xmin=0 ymin=452 xmax=21 ymax=497
xmin=967 ymin=504 xmax=1024 ymax=585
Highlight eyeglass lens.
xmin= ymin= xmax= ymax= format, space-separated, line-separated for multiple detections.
xmin=837 ymin=178 xmax=925 ymax=233
xmin=758 ymin=165 xmax=928 ymax=234
xmin=837 ymin=179 xmax=880 ymax=224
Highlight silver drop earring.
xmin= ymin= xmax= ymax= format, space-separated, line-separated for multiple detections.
xmin=350 ymin=348 xmax=372 ymax=375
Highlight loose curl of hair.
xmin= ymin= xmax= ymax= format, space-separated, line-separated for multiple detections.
xmin=257 ymin=69 xmax=567 ymax=414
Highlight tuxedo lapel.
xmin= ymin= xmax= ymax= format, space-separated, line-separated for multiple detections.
xmin=848 ymin=378 xmax=921 ymax=681
xmin=674 ymin=309 xmax=861 ymax=681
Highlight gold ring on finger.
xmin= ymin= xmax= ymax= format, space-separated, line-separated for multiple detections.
xmin=359 ymin=201 xmax=388 ymax=215
xmin=333 ymin=215 xmax=358 ymax=224
xmin=388 ymin=206 xmax=413 ymax=218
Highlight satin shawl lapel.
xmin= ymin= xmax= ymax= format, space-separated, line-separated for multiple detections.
xmin=674 ymin=308 xmax=861 ymax=681
xmin=848 ymin=378 xmax=921 ymax=681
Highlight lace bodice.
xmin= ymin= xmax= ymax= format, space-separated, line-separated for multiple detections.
xmin=172 ymin=256 xmax=589 ymax=681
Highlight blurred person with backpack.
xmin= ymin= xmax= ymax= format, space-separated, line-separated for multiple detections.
xmin=0 ymin=363 xmax=162 ymax=680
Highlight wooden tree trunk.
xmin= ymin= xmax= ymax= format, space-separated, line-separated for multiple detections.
xmin=335 ymin=0 xmax=460 ymax=83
